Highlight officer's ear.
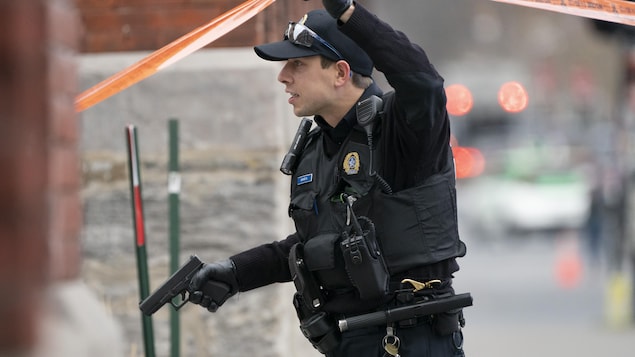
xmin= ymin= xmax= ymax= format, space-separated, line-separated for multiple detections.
xmin=334 ymin=60 xmax=352 ymax=85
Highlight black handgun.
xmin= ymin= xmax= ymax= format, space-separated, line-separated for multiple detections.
xmin=139 ymin=255 xmax=231 ymax=316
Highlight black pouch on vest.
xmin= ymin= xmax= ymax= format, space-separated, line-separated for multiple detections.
xmin=432 ymin=309 xmax=463 ymax=336
xmin=304 ymin=233 xmax=351 ymax=290
xmin=299 ymin=311 xmax=341 ymax=354
xmin=340 ymin=217 xmax=389 ymax=300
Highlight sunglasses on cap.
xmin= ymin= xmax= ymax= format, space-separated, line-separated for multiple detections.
xmin=285 ymin=22 xmax=344 ymax=60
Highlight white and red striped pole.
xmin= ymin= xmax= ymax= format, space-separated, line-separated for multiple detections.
xmin=125 ymin=124 xmax=156 ymax=357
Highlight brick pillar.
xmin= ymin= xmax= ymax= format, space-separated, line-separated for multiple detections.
xmin=48 ymin=0 xmax=82 ymax=283
xmin=0 ymin=0 xmax=81 ymax=353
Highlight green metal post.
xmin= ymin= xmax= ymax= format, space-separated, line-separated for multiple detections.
xmin=168 ymin=119 xmax=181 ymax=357
xmin=125 ymin=125 xmax=156 ymax=357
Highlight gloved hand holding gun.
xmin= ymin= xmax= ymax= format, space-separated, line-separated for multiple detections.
xmin=138 ymin=255 xmax=239 ymax=315
xmin=188 ymin=258 xmax=239 ymax=312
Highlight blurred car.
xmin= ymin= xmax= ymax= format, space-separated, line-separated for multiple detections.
xmin=458 ymin=146 xmax=592 ymax=240
xmin=497 ymin=171 xmax=590 ymax=231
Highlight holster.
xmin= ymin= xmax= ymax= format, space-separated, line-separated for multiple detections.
xmin=288 ymin=243 xmax=324 ymax=312
xmin=289 ymin=243 xmax=341 ymax=353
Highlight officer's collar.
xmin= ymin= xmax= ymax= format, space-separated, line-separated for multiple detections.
xmin=314 ymin=82 xmax=382 ymax=144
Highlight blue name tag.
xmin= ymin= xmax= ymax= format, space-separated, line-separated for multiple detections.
xmin=297 ymin=173 xmax=313 ymax=186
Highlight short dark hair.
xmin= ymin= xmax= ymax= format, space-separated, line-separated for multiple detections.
xmin=320 ymin=56 xmax=373 ymax=89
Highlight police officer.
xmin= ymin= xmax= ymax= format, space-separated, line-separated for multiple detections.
xmin=189 ymin=1 xmax=468 ymax=356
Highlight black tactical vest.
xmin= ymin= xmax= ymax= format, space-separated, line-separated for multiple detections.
xmin=288 ymin=110 xmax=466 ymax=299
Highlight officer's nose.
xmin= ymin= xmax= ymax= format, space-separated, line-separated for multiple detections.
xmin=278 ymin=62 xmax=291 ymax=84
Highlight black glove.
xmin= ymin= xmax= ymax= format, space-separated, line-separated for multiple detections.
xmin=188 ymin=259 xmax=239 ymax=312
xmin=322 ymin=0 xmax=352 ymax=19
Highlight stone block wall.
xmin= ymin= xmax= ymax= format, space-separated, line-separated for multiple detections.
xmin=78 ymin=48 xmax=320 ymax=357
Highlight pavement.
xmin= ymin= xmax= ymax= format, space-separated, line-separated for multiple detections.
xmin=466 ymin=323 xmax=633 ymax=356
xmin=455 ymin=233 xmax=634 ymax=357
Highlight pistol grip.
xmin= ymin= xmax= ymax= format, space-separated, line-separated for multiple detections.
xmin=200 ymin=280 xmax=232 ymax=303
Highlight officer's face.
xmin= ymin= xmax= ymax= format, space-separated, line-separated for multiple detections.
xmin=278 ymin=56 xmax=340 ymax=118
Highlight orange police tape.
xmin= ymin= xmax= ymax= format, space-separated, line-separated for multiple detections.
xmin=75 ymin=0 xmax=276 ymax=112
xmin=491 ymin=0 xmax=635 ymax=26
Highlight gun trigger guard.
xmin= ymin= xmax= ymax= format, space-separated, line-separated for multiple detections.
xmin=170 ymin=291 xmax=189 ymax=311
